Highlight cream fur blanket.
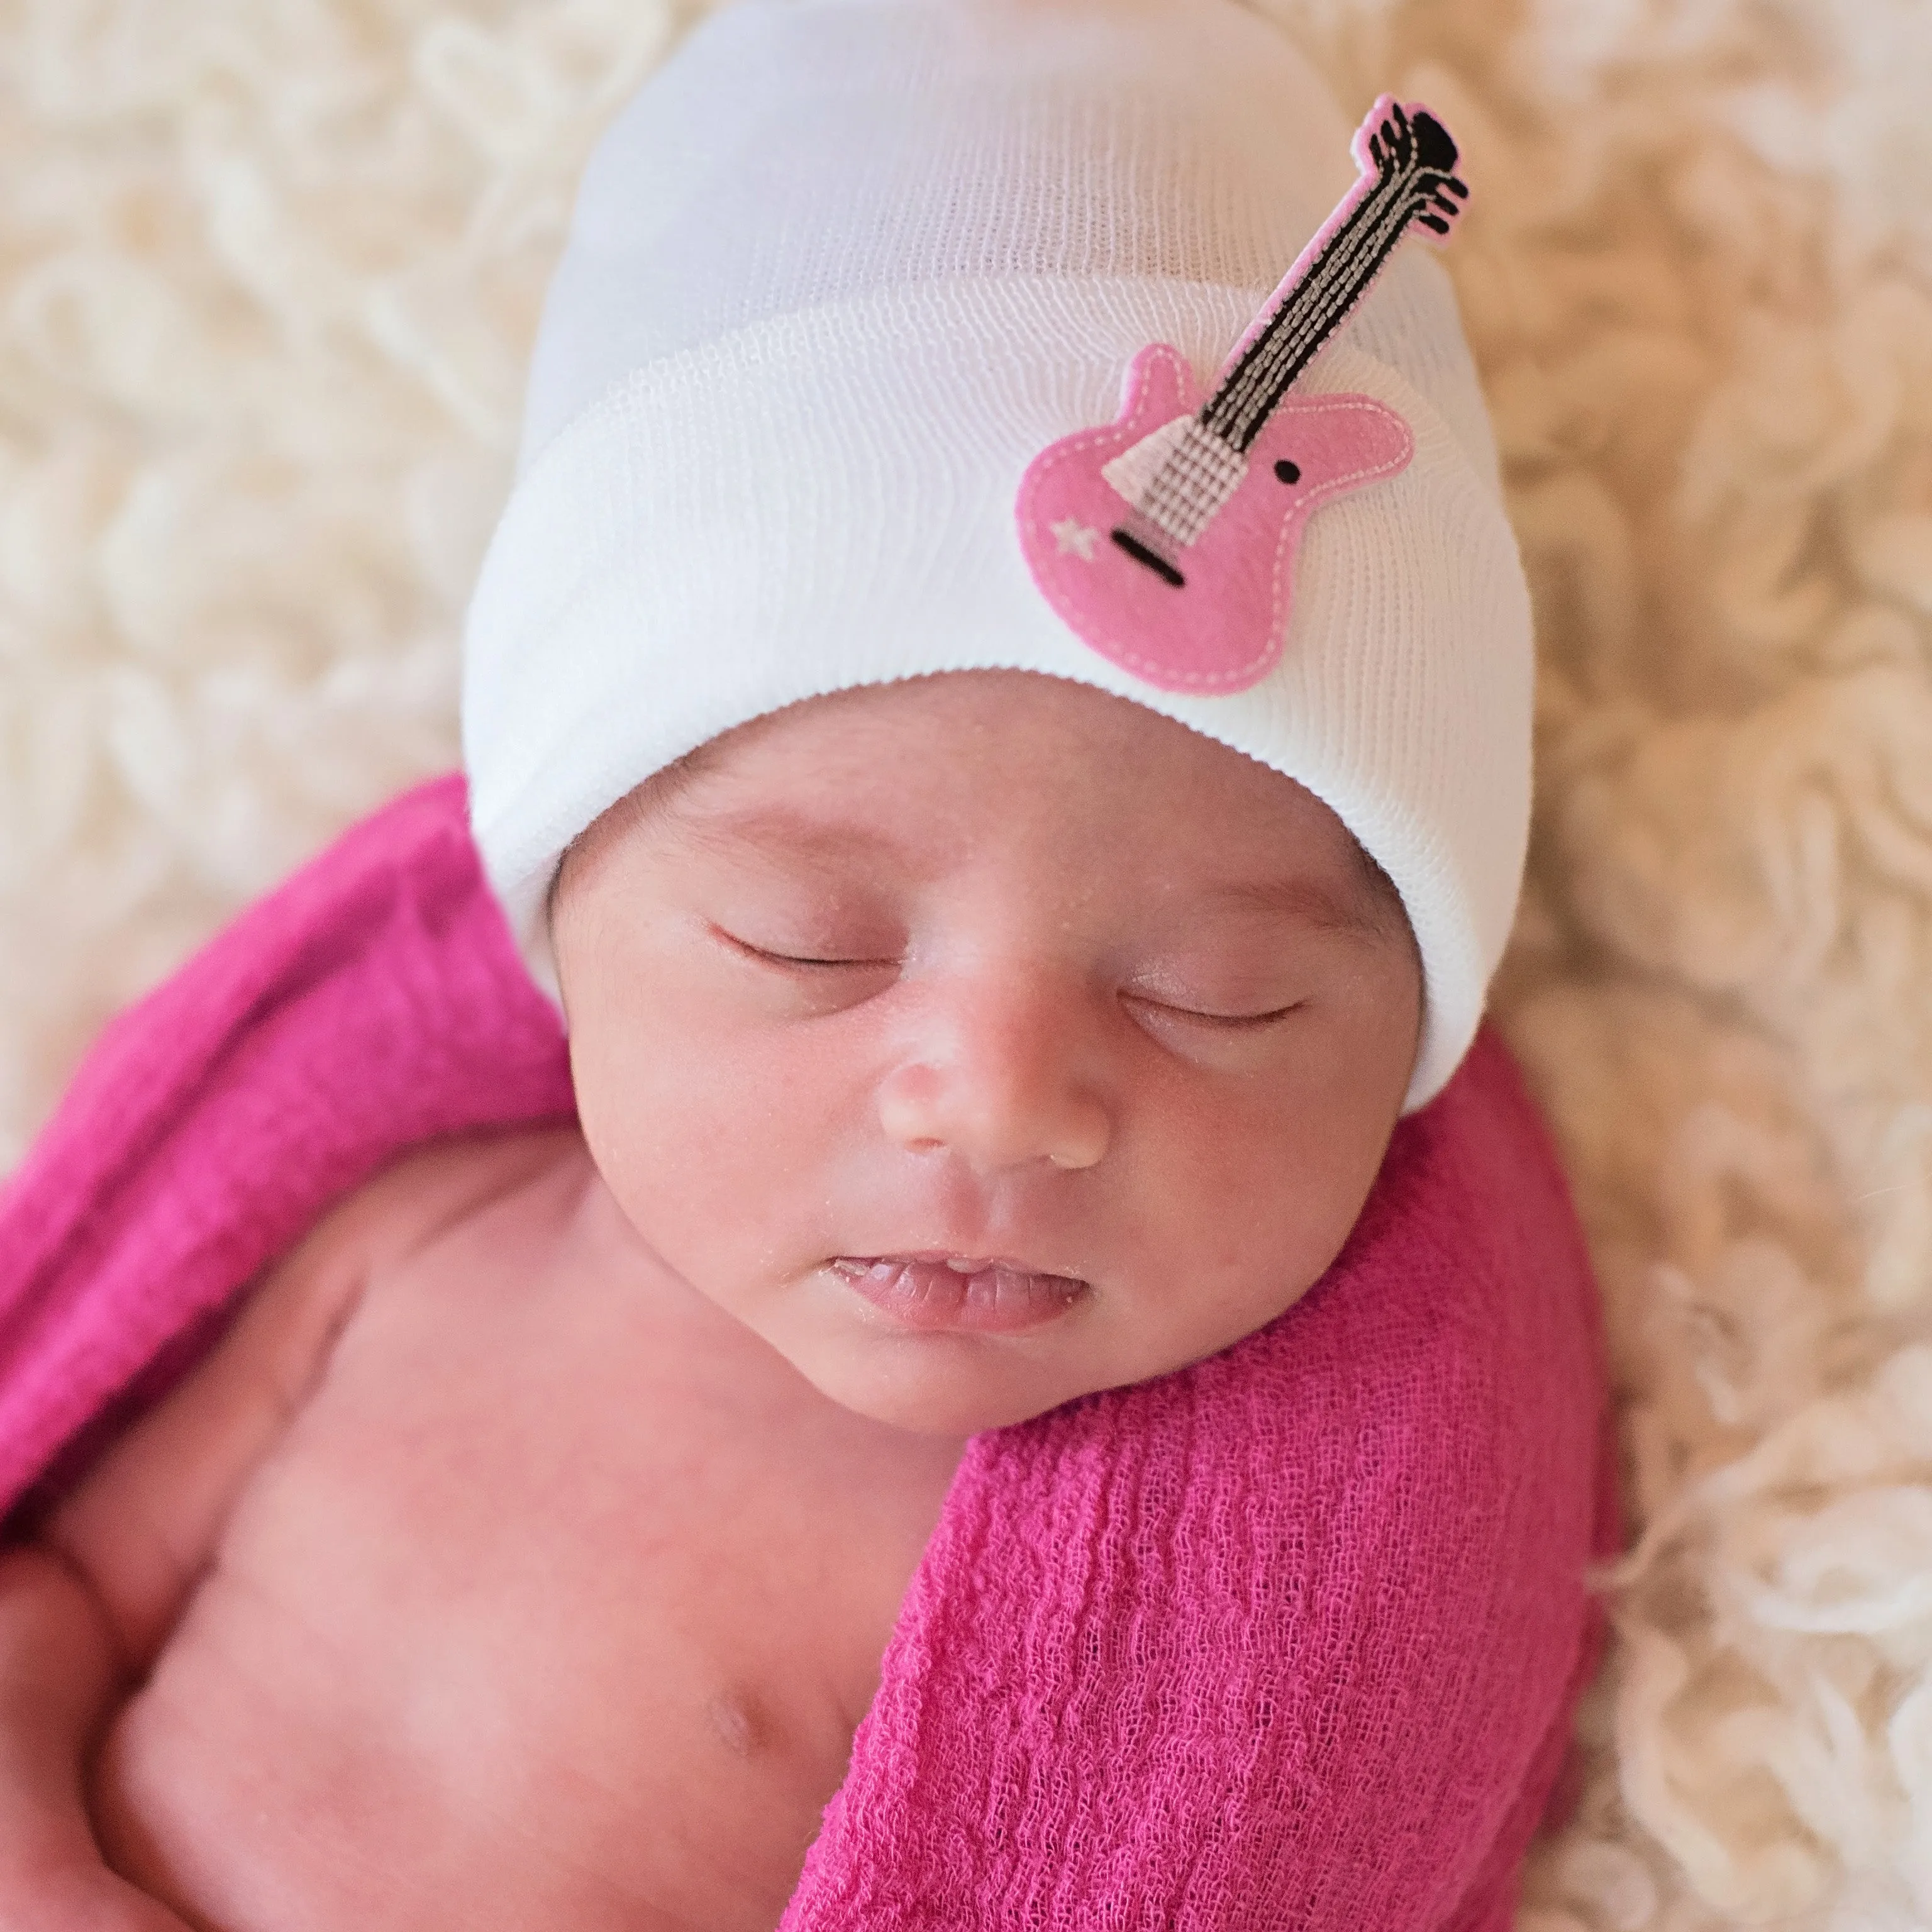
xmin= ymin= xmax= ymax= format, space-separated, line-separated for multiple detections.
xmin=3 ymin=1 xmax=1929 ymax=1925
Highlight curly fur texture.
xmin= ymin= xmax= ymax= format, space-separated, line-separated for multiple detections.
xmin=3 ymin=1 xmax=1931 ymax=1924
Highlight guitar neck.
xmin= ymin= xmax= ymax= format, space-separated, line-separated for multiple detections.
xmin=1202 ymin=178 xmax=1409 ymax=449
xmin=1200 ymin=109 xmax=1463 ymax=453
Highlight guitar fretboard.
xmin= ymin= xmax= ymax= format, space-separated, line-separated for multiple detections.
xmin=1201 ymin=105 xmax=1466 ymax=455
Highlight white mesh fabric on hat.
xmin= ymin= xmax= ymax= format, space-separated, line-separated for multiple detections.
xmin=462 ymin=0 xmax=1532 ymax=1109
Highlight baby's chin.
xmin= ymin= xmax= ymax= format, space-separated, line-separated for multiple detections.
xmin=760 ymin=1257 xmax=1254 ymax=1438
xmin=791 ymin=1340 xmax=1109 ymax=1438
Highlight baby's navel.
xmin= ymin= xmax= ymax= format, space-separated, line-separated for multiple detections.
xmin=704 ymin=1686 xmax=775 ymax=1760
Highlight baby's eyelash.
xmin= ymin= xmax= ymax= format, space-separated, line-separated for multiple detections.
xmin=717 ymin=928 xmax=1299 ymax=1022
xmin=767 ymin=951 xmax=893 ymax=970
xmin=717 ymin=928 xmax=895 ymax=971
xmin=1133 ymin=996 xmax=1304 ymax=1030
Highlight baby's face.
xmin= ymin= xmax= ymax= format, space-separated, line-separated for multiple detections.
xmin=550 ymin=670 xmax=1421 ymax=1436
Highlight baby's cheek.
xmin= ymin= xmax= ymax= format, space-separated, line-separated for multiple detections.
xmin=566 ymin=997 xmax=841 ymax=1285
xmin=1122 ymin=1063 xmax=1399 ymax=1367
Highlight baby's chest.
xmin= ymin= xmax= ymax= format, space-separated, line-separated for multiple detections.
xmin=100 ymin=1202 xmax=955 ymax=1932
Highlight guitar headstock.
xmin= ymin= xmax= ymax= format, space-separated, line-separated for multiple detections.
xmin=1355 ymin=97 xmax=1470 ymax=238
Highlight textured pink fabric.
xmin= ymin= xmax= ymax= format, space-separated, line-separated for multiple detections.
xmin=0 ymin=773 xmax=1618 ymax=1928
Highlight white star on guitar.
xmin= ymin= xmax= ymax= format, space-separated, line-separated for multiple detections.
xmin=1050 ymin=516 xmax=1099 ymax=560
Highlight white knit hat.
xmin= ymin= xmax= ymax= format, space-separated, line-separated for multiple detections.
xmin=460 ymin=0 xmax=1533 ymax=1111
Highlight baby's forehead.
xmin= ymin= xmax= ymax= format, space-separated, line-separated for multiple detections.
xmin=576 ymin=673 xmax=1409 ymax=943
xmin=623 ymin=671 xmax=1287 ymax=833
xmin=650 ymin=670 xmax=1260 ymax=787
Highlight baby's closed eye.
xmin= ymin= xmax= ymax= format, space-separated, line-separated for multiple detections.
xmin=716 ymin=914 xmax=1315 ymax=1032
xmin=716 ymin=927 xmax=899 ymax=971
xmin=1123 ymin=990 xmax=1306 ymax=1028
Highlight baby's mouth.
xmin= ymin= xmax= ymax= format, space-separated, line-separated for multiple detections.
xmin=830 ymin=1253 xmax=1089 ymax=1334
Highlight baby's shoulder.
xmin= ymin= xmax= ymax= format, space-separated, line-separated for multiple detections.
xmin=296 ymin=1123 xmax=586 ymax=1285
xmin=40 ymin=1124 xmax=586 ymax=1666
xmin=229 ymin=1124 xmax=582 ymax=1368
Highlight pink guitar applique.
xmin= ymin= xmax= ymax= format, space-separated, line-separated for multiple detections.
xmin=1016 ymin=97 xmax=1468 ymax=694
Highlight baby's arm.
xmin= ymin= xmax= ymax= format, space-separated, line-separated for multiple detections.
xmin=0 ymin=1543 xmax=196 ymax=1929
xmin=0 ymin=1130 xmax=563 ymax=1931
xmin=0 ymin=1196 xmax=372 ymax=1931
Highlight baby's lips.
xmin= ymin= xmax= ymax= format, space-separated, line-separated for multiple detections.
xmin=830 ymin=1254 xmax=1089 ymax=1334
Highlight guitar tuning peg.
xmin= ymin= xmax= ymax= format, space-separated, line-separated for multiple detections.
xmin=1445 ymin=176 xmax=1470 ymax=200
xmin=1408 ymin=111 xmax=1460 ymax=174
xmin=1416 ymin=213 xmax=1450 ymax=236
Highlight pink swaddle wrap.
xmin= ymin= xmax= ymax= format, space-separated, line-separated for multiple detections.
xmin=0 ymin=774 xmax=1618 ymax=1929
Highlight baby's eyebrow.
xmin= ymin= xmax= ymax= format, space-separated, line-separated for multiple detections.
xmin=670 ymin=801 xmax=1401 ymax=942
xmin=673 ymin=802 xmax=908 ymax=869
xmin=1198 ymin=874 xmax=1403 ymax=947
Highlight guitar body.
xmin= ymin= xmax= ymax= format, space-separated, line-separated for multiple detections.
xmin=1016 ymin=341 xmax=1414 ymax=693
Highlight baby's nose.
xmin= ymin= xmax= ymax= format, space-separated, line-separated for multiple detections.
xmin=876 ymin=975 xmax=1110 ymax=1175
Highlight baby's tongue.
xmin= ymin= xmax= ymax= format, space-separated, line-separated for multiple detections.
xmin=833 ymin=1255 xmax=1086 ymax=1334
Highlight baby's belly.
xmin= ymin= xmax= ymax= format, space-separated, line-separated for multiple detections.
xmin=94 ymin=1566 xmax=841 ymax=1932
xmin=86 ymin=1174 xmax=957 ymax=1932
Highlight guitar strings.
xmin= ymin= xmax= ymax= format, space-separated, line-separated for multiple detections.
xmin=1136 ymin=180 xmax=1407 ymax=548
xmin=1233 ymin=191 xmax=1428 ymax=436
xmin=1206 ymin=175 xmax=1405 ymax=442
xmin=1208 ymin=170 xmax=1430 ymax=448
xmin=1126 ymin=118 xmax=1462 ymax=550
xmin=1135 ymin=420 xmax=1250 ymax=547
xmin=1134 ymin=180 xmax=1427 ymax=545
xmin=1224 ymin=159 xmax=1471 ymax=435
xmin=1208 ymin=114 xmax=1447 ymax=439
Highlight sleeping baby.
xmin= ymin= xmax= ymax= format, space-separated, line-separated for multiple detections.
xmin=0 ymin=3 xmax=1616 ymax=1928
